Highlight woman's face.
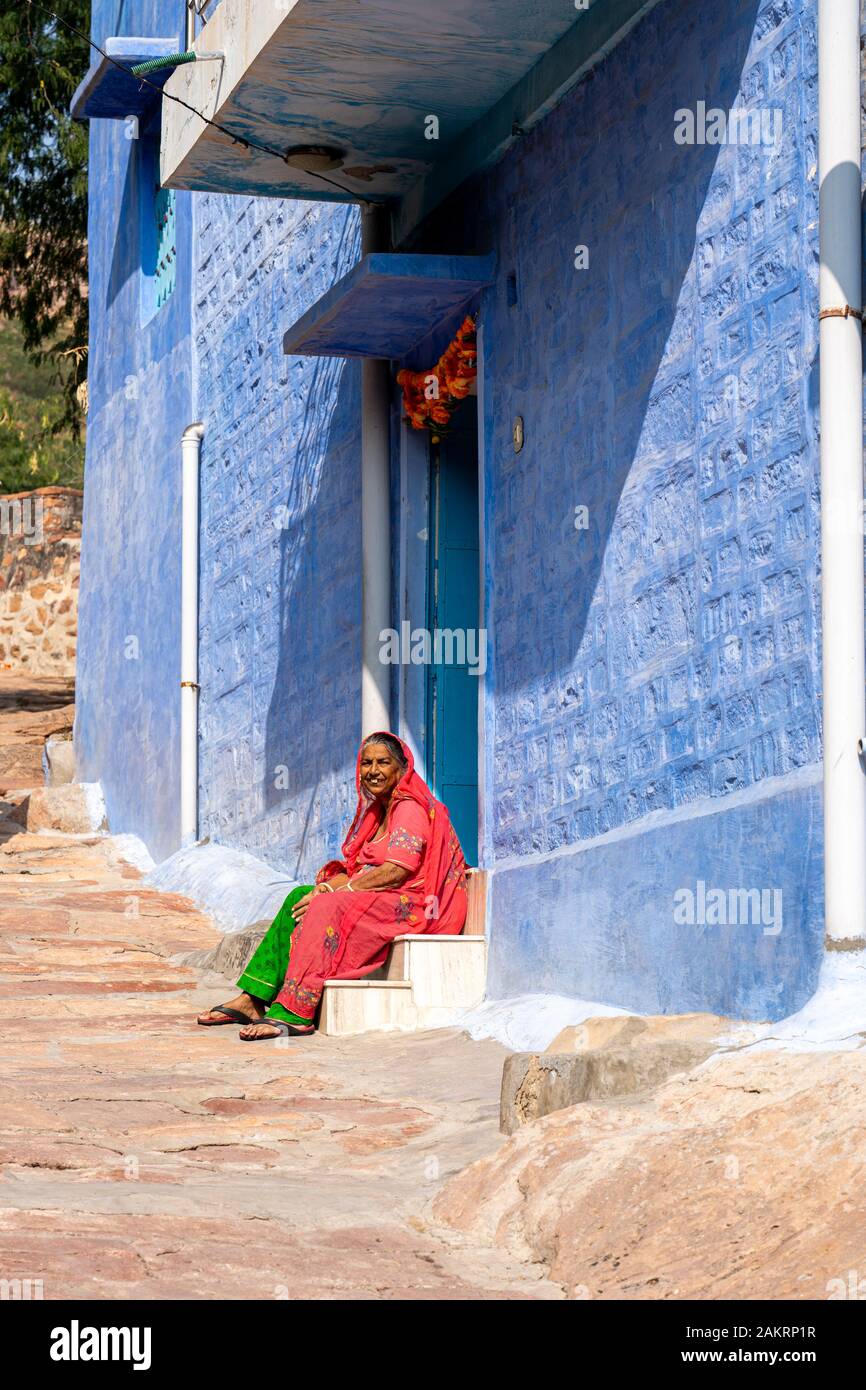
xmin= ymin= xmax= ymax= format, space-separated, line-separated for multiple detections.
xmin=360 ymin=742 xmax=404 ymax=802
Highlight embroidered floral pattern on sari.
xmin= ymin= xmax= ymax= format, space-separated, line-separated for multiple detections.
xmin=444 ymin=828 xmax=467 ymax=888
xmin=394 ymin=894 xmax=420 ymax=926
xmin=323 ymin=923 xmax=340 ymax=955
xmin=281 ymin=978 xmax=321 ymax=1009
xmin=389 ymin=826 xmax=425 ymax=857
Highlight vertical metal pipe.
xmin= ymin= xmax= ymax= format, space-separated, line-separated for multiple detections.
xmin=181 ymin=422 xmax=204 ymax=846
xmin=360 ymin=205 xmax=392 ymax=737
xmin=184 ymin=1 xmax=196 ymax=51
xmin=818 ymin=0 xmax=866 ymax=944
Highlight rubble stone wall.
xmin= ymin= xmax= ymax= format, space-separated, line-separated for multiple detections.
xmin=0 ymin=487 xmax=82 ymax=676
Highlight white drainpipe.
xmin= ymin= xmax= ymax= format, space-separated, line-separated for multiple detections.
xmin=181 ymin=422 xmax=205 ymax=846
xmin=360 ymin=205 xmax=392 ymax=737
xmin=818 ymin=0 xmax=866 ymax=947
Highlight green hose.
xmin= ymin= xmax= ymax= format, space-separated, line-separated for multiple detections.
xmin=130 ymin=51 xmax=197 ymax=78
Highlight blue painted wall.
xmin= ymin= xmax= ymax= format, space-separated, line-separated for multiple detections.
xmin=193 ymin=195 xmax=362 ymax=878
xmin=77 ymin=2 xmax=363 ymax=873
xmin=75 ymin=0 xmax=190 ymax=861
xmin=77 ymin=0 xmax=827 ymax=1018
xmin=409 ymin=0 xmax=823 ymax=1018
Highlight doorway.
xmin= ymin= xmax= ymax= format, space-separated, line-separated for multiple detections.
xmin=425 ymin=396 xmax=480 ymax=865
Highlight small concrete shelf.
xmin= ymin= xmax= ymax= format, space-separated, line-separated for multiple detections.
xmin=71 ymin=37 xmax=182 ymax=121
xmin=282 ymin=253 xmax=495 ymax=360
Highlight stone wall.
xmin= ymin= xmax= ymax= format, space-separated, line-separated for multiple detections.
xmin=0 ymin=487 xmax=82 ymax=675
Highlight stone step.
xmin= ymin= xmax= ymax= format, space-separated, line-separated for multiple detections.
xmin=320 ymin=933 xmax=487 ymax=1037
xmin=318 ymin=979 xmax=415 ymax=1036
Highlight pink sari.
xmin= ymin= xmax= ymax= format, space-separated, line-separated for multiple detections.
xmin=274 ymin=734 xmax=468 ymax=1020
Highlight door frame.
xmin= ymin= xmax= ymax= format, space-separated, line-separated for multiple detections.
xmin=395 ymin=320 xmax=489 ymax=868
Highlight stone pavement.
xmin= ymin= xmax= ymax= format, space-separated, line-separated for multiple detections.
xmin=0 ymin=672 xmax=561 ymax=1300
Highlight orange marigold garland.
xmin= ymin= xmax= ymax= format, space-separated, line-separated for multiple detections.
xmin=396 ymin=316 xmax=477 ymax=441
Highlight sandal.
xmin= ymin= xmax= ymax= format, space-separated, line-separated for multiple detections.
xmin=239 ymin=1018 xmax=315 ymax=1041
xmin=197 ymin=1004 xmax=258 ymax=1027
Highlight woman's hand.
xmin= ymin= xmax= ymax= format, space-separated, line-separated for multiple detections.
xmin=293 ymin=875 xmax=350 ymax=922
xmin=291 ymin=889 xmax=316 ymax=923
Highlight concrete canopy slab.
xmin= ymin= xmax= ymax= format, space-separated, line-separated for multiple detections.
xmin=282 ymin=253 xmax=495 ymax=359
xmin=159 ymin=0 xmax=589 ymax=202
xmin=71 ymin=37 xmax=182 ymax=121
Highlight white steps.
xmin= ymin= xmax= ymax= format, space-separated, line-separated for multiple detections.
xmin=319 ymin=933 xmax=487 ymax=1037
xmin=319 ymin=978 xmax=414 ymax=1036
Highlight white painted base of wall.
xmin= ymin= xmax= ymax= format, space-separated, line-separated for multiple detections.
xmin=741 ymin=952 xmax=866 ymax=1053
xmin=111 ymin=833 xmax=156 ymax=873
xmin=452 ymin=954 xmax=866 ymax=1056
xmin=454 ymin=992 xmax=635 ymax=1053
xmin=145 ymin=842 xmax=299 ymax=933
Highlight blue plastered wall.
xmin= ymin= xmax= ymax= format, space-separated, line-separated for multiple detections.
xmin=75 ymin=0 xmax=191 ymax=861
xmin=76 ymin=2 xmax=362 ymax=872
xmin=77 ymin=0 xmax=829 ymax=1018
xmin=193 ymin=197 xmax=362 ymax=879
xmin=411 ymin=0 xmax=824 ymax=1018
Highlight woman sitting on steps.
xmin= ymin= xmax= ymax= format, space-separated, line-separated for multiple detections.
xmin=196 ymin=732 xmax=468 ymax=1040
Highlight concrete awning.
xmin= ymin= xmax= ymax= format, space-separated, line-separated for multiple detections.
xmin=71 ymin=37 xmax=182 ymax=121
xmin=282 ymin=253 xmax=494 ymax=359
xmin=159 ymin=0 xmax=656 ymax=225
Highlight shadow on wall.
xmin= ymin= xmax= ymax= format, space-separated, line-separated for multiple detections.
xmin=262 ymin=354 xmax=362 ymax=874
xmin=107 ymin=144 xmax=137 ymax=313
xmin=414 ymin=0 xmax=763 ymax=701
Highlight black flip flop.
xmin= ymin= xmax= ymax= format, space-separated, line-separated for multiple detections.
xmin=239 ymin=1018 xmax=315 ymax=1041
xmin=197 ymin=1005 xmax=255 ymax=1027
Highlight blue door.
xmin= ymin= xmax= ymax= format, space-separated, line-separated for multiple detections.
xmin=426 ymin=398 xmax=480 ymax=865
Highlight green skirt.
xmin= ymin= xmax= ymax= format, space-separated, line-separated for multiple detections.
xmin=237 ymin=884 xmax=315 ymax=1027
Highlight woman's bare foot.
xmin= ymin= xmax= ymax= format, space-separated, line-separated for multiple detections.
xmin=197 ymin=992 xmax=265 ymax=1026
xmin=239 ymin=1019 xmax=315 ymax=1040
xmin=238 ymin=1020 xmax=286 ymax=1041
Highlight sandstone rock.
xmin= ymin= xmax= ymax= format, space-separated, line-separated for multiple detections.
xmin=5 ymin=782 xmax=106 ymax=833
xmin=43 ymin=735 xmax=76 ymax=787
xmin=181 ymin=921 xmax=270 ymax=980
xmin=499 ymin=1012 xmax=751 ymax=1133
xmin=500 ymin=1039 xmax=717 ymax=1134
xmin=548 ymin=1011 xmax=742 ymax=1052
xmin=437 ymin=1049 xmax=866 ymax=1299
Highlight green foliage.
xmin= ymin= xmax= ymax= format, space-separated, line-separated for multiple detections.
xmin=0 ymin=315 xmax=84 ymax=491
xmin=0 ymin=1 xmax=89 ymax=436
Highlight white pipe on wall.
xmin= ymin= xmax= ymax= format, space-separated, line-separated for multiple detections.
xmin=181 ymin=422 xmax=205 ymax=846
xmin=818 ymin=0 xmax=866 ymax=945
xmin=360 ymin=205 xmax=392 ymax=737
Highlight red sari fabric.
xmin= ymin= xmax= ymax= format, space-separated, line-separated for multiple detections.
xmin=275 ymin=733 xmax=468 ymax=1021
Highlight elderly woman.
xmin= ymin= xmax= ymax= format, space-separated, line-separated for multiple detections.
xmin=197 ymin=732 xmax=468 ymax=1039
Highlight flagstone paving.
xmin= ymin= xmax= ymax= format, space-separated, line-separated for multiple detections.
xmin=0 ymin=672 xmax=561 ymax=1300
